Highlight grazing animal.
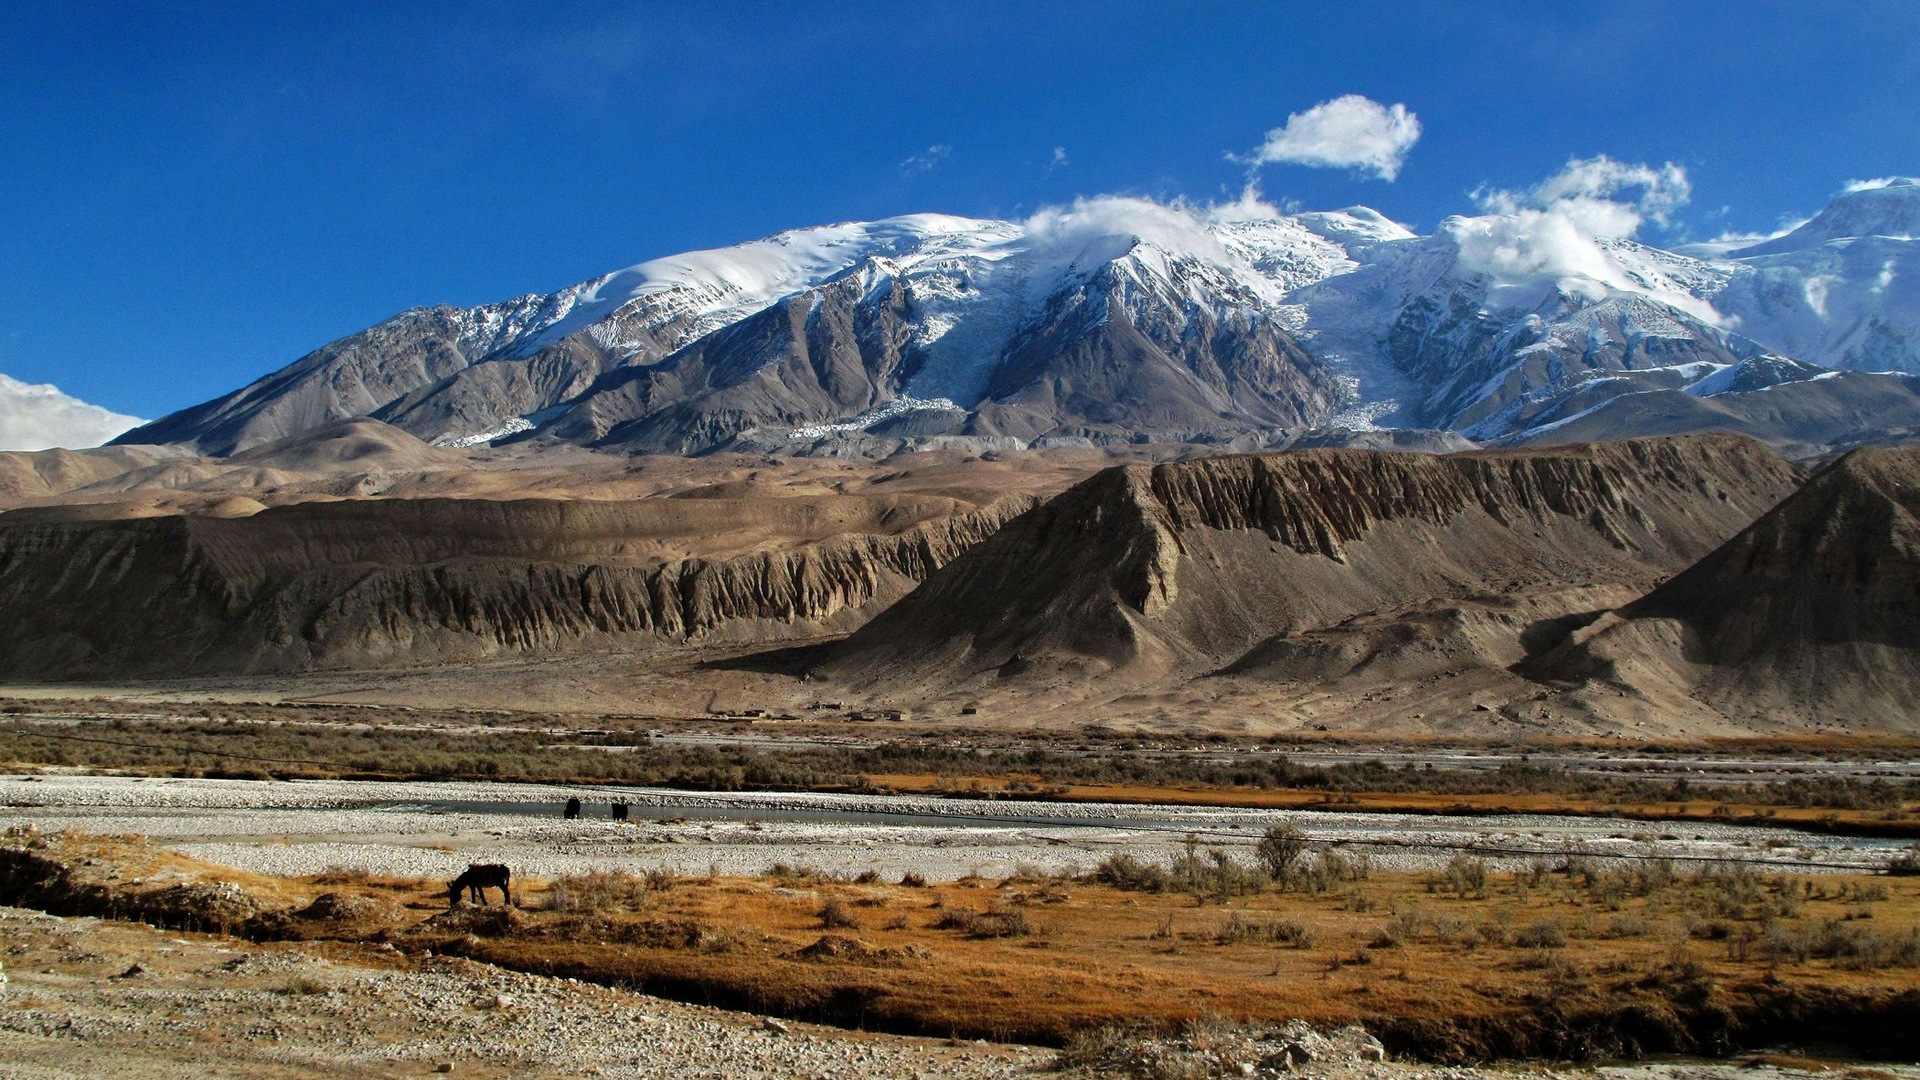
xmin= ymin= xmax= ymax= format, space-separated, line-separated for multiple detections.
xmin=611 ymin=800 xmax=629 ymax=822
xmin=447 ymin=863 xmax=512 ymax=908
xmin=564 ymin=797 xmax=581 ymax=820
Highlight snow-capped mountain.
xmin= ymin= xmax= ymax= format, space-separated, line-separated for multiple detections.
xmin=115 ymin=180 xmax=1920 ymax=458
xmin=1284 ymin=177 xmax=1920 ymax=448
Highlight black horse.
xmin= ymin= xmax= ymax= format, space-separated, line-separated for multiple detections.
xmin=611 ymin=800 xmax=629 ymax=821
xmin=446 ymin=863 xmax=513 ymax=908
xmin=563 ymin=797 xmax=581 ymax=820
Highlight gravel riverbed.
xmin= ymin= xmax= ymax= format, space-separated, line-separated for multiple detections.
xmin=0 ymin=775 xmax=1902 ymax=883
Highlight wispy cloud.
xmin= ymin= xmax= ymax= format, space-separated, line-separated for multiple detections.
xmin=1447 ymin=155 xmax=1721 ymax=323
xmin=899 ymin=144 xmax=951 ymax=175
xmin=1473 ymin=154 xmax=1692 ymax=236
xmin=0 ymin=373 xmax=144 ymax=451
xmin=1241 ymin=95 xmax=1421 ymax=181
xmin=1048 ymin=146 xmax=1069 ymax=171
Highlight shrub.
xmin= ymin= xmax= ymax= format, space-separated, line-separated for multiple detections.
xmin=1761 ymin=919 xmax=1920 ymax=969
xmin=1514 ymin=918 xmax=1567 ymax=949
xmin=899 ymin=870 xmax=927 ymax=888
xmin=547 ymin=870 xmax=649 ymax=913
xmin=1094 ymin=852 xmax=1171 ymax=893
xmin=818 ymin=897 xmax=860 ymax=930
xmin=1439 ymin=853 xmax=1489 ymax=898
xmin=1254 ymin=821 xmax=1308 ymax=884
xmin=1604 ymin=914 xmax=1650 ymax=939
xmin=1215 ymin=911 xmax=1316 ymax=948
xmin=935 ymin=901 xmax=1032 ymax=938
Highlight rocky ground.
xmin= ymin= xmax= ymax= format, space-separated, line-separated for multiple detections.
xmin=0 ymin=904 xmax=1043 ymax=1079
xmin=0 ymin=775 xmax=1902 ymax=885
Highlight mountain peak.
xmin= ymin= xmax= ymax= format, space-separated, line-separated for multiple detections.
xmin=1736 ymin=177 xmax=1920 ymax=256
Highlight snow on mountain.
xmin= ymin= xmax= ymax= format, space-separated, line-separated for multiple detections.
xmin=116 ymin=175 xmax=1920 ymax=458
xmin=508 ymin=214 xmax=1027 ymax=361
xmin=1686 ymin=180 xmax=1920 ymax=376
xmin=1281 ymin=177 xmax=1920 ymax=443
xmin=1733 ymin=178 xmax=1920 ymax=256
xmin=0 ymin=374 xmax=145 ymax=451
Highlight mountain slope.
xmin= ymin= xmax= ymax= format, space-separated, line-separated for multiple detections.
xmin=822 ymin=435 xmax=1803 ymax=715
xmin=1533 ymin=443 xmax=1920 ymax=729
xmin=111 ymin=182 xmax=1920 ymax=459
xmin=0 ymin=487 xmax=1035 ymax=677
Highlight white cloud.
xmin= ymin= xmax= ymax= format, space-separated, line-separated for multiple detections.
xmin=1473 ymin=155 xmax=1691 ymax=236
xmin=1049 ymin=146 xmax=1069 ymax=170
xmin=1845 ymin=177 xmax=1913 ymax=192
xmin=1697 ymin=217 xmax=1812 ymax=250
xmin=1447 ymin=155 xmax=1726 ymax=325
xmin=1207 ymin=182 xmax=1286 ymax=222
xmin=898 ymin=144 xmax=951 ymax=174
xmin=1022 ymin=195 xmax=1234 ymax=272
xmin=0 ymin=373 xmax=145 ymax=451
xmin=1245 ymin=95 xmax=1421 ymax=181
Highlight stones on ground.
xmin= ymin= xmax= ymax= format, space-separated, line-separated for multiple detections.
xmin=762 ymin=1016 xmax=791 ymax=1034
xmin=1062 ymin=1019 xmax=1388 ymax=1079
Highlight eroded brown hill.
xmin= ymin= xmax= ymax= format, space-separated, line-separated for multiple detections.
xmin=0 ymin=489 xmax=1036 ymax=678
xmin=823 ymin=435 xmax=1807 ymax=731
xmin=1534 ymin=443 xmax=1920 ymax=730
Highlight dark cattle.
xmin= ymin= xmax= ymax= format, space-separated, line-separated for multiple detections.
xmin=447 ymin=863 xmax=513 ymax=908
xmin=564 ymin=798 xmax=581 ymax=820
xmin=611 ymin=801 xmax=629 ymax=822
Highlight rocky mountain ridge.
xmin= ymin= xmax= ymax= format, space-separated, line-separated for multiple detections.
xmin=110 ymin=180 xmax=1920 ymax=460
xmin=823 ymin=435 xmax=1805 ymax=715
xmin=0 ymin=488 xmax=1035 ymax=677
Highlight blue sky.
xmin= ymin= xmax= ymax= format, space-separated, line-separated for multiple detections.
xmin=2 ymin=1 xmax=1916 ymax=419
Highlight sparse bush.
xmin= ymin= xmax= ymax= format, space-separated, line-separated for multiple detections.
xmin=1094 ymin=852 xmax=1171 ymax=893
xmin=1439 ymin=853 xmax=1489 ymax=898
xmin=1255 ymin=821 xmax=1308 ymax=885
xmin=900 ymin=870 xmax=927 ymax=888
xmin=853 ymin=869 xmax=881 ymax=885
xmin=1513 ymin=918 xmax=1567 ymax=949
xmin=1761 ymin=918 xmax=1920 ymax=970
xmin=547 ymin=870 xmax=649 ymax=913
xmin=1383 ymin=908 xmax=1425 ymax=944
xmin=1888 ymin=845 xmax=1920 ymax=875
xmin=1846 ymin=880 xmax=1892 ymax=903
xmin=1215 ymin=911 xmax=1316 ymax=948
xmin=818 ymin=896 xmax=860 ymax=930
xmin=935 ymin=902 xmax=1032 ymax=938
xmin=311 ymin=865 xmax=373 ymax=886
xmin=1167 ymin=836 xmax=1265 ymax=903
xmin=1053 ymin=1025 xmax=1132 ymax=1071
xmin=1604 ymin=913 xmax=1650 ymax=939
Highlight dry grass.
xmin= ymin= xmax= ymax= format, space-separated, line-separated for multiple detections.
xmin=10 ymin=828 xmax=1920 ymax=1060
xmin=384 ymin=855 xmax=1920 ymax=1056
